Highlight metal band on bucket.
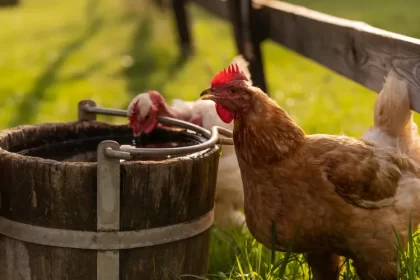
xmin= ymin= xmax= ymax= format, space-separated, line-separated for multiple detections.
xmin=0 ymin=208 xmax=214 ymax=250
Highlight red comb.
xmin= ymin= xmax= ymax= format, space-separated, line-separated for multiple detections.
xmin=211 ymin=63 xmax=248 ymax=86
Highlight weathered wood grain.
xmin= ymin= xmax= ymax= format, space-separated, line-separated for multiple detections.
xmin=257 ymin=0 xmax=420 ymax=112
xmin=0 ymin=122 xmax=220 ymax=279
xmin=120 ymin=145 xmax=219 ymax=279
xmin=0 ymin=123 xmax=101 ymax=279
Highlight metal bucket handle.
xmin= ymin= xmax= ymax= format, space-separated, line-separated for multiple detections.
xmin=78 ymin=99 xmax=234 ymax=160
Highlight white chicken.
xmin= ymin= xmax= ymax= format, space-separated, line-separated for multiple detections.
xmin=363 ymin=70 xmax=420 ymax=163
xmin=127 ymin=56 xmax=251 ymax=229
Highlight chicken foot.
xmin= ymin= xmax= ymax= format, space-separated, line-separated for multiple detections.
xmin=353 ymin=259 xmax=397 ymax=280
xmin=307 ymin=252 xmax=341 ymax=280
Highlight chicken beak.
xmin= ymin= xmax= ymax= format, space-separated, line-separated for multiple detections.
xmin=200 ymin=89 xmax=215 ymax=101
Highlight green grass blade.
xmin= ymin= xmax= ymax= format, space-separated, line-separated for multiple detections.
xmin=278 ymin=225 xmax=301 ymax=278
xmin=257 ymin=243 xmax=262 ymax=274
xmin=236 ymin=256 xmax=246 ymax=280
xmin=408 ymin=216 xmax=415 ymax=280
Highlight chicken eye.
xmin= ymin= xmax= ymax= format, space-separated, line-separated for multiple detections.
xmin=228 ymin=87 xmax=237 ymax=95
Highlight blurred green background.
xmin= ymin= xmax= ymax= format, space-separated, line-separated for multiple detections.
xmin=1 ymin=0 xmax=420 ymax=278
xmin=0 ymin=0 xmax=419 ymax=136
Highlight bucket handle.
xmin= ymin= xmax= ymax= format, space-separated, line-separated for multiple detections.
xmin=77 ymin=99 xmax=234 ymax=159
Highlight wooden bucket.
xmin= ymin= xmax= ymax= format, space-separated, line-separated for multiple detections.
xmin=0 ymin=116 xmax=221 ymax=279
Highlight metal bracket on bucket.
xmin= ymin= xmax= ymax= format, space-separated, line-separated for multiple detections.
xmin=77 ymin=99 xmax=233 ymax=280
xmin=97 ymin=141 xmax=121 ymax=280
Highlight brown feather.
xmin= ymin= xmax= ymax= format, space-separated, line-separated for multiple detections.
xmin=229 ymin=84 xmax=420 ymax=279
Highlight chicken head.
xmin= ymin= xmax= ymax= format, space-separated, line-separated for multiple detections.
xmin=127 ymin=90 xmax=165 ymax=136
xmin=128 ymin=90 xmax=205 ymax=137
xmin=200 ymin=63 xmax=253 ymax=124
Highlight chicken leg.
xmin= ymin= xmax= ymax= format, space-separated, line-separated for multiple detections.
xmin=307 ymin=252 xmax=341 ymax=280
xmin=353 ymin=259 xmax=397 ymax=280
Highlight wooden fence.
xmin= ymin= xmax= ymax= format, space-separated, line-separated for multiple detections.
xmin=167 ymin=0 xmax=420 ymax=112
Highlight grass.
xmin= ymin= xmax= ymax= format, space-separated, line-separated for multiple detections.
xmin=207 ymin=224 xmax=420 ymax=280
xmin=1 ymin=0 xmax=420 ymax=279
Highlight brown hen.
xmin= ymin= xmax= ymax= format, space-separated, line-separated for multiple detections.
xmin=200 ymin=65 xmax=420 ymax=280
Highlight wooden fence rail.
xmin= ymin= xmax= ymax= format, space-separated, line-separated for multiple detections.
xmin=168 ymin=0 xmax=420 ymax=112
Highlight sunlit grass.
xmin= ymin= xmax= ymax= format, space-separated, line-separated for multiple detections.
xmin=206 ymin=223 xmax=420 ymax=279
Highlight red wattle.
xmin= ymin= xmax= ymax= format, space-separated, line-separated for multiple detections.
xmin=215 ymin=104 xmax=234 ymax=123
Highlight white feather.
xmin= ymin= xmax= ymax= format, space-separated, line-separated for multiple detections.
xmin=127 ymin=93 xmax=153 ymax=118
xmin=362 ymin=70 xmax=420 ymax=228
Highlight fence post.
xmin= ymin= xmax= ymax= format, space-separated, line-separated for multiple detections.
xmin=228 ymin=0 xmax=268 ymax=94
xmin=172 ymin=0 xmax=194 ymax=58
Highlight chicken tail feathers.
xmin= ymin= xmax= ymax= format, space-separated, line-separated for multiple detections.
xmin=363 ymin=70 xmax=416 ymax=150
